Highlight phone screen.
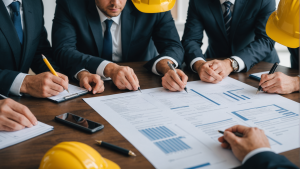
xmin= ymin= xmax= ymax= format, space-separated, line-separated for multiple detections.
xmin=56 ymin=113 xmax=102 ymax=130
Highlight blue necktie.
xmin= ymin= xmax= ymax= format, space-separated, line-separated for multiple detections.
xmin=10 ymin=1 xmax=23 ymax=44
xmin=223 ymin=1 xmax=232 ymax=38
xmin=102 ymin=19 xmax=114 ymax=61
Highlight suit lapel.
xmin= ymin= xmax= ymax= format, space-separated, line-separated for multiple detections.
xmin=230 ymin=0 xmax=248 ymax=42
xmin=0 ymin=1 xmax=22 ymax=69
xmin=86 ymin=0 xmax=103 ymax=57
xmin=21 ymin=0 xmax=35 ymax=69
xmin=209 ymin=0 xmax=228 ymax=42
xmin=121 ymin=2 xmax=135 ymax=61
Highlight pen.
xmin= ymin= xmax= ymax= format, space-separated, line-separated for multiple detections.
xmin=42 ymin=54 xmax=69 ymax=93
xmin=256 ymin=62 xmax=279 ymax=94
xmin=167 ymin=61 xmax=188 ymax=93
xmin=138 ymin=87 xmax=142 ymax=93
xmin=218 ymin=130 xmax=243 ymax=137
xmin=96 ymin=140 xmax=136 ymax=156
xmin=0 ymin=94 xmax=8 ymax=99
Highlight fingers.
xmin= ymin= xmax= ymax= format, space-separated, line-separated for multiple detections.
xmin=0 ymin=125 xmax=14 ymax=131
xmin=80 ymin=75 xmax=92 ymax=91
xmin=5 ymin=110 xmax=33 ymax=128
xmin=0 ymin=117 xmax=24 ymax=131
xmin=52 ymin=74 xmax=68 ymax=92
xmin=259 ymin=74 xmax=275 ymax=86
xmin=163 ymin=78 xmax=178 ymax=92
xmin=124 ymin=69 xmax=139 ymax=91
xmin=224 ymin=131 xmax=240 ymax=145
xmin=176 ymin=69 xmax=188 ymax=86
xmin=226 ymin=125 xmax=249 ymax=134
xmin=92 ymin=76 xmax=104 ymax=94
xmin=11 ymin=102 xmax=37 ymax=126
xmin=162 ymin=71 xmax=182 ymax=91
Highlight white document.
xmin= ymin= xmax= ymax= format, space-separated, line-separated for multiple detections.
xmin=83 ymin=77 xmax=300 ymax=169
xmin=0 ymin=122 xmax=53 ymax=149
xmin=48 ymin=84 xmax=88 ymax=102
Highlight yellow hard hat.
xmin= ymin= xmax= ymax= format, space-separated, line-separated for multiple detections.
xmin=132 ymin=0 xmax=176 ymax=13
xmin=39 ymin=142 xmax=120 ymax=169
xmin=266 ymin=0 xmax=299 ymax=48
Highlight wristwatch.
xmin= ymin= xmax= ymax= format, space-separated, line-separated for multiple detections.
xmin=227 ymin=58 xmax=239 ymax=72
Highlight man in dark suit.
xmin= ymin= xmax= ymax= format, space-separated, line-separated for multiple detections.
xmin=182 ymin=0 xmax=279 ymax=84
xmin=0 ymin=0 xmax=103 ymax=98
xmin=52 ymin=0 xmax=187 ymax=92
xmin=218 ymin=125 xmax=298 ymax=169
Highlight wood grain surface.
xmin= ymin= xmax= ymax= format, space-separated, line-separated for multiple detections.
xmin=0 ymin=61 xmax=299 ymax=169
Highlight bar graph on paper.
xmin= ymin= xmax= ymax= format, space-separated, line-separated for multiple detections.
xmin=223 ymin=89 xmax=251 ymax=101
xmin=139 ymin=126 xmax=192 ymax=154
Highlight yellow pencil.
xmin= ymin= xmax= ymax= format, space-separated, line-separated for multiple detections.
xmin=42 ymin=54 xmax=69 ymax=93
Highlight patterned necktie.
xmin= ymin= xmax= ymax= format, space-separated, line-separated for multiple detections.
xmin=223 ymin=1 xmax=232 ymax=38
xmin=10 ymin=1 xmax=23 ymax=44
xmin=102 ymin=19 xmax=114 ymax=61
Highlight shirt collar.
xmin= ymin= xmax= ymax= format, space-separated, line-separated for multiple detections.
xmin=220 ymin=0 xmax=235 ymax=5
xmin=3 ymin=0 xmax=22 ymax=8
xmin=96 ymin=6 xmax=121 ymax=25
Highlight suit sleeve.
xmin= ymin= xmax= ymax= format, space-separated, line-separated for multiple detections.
xmin=234 ymin=0 xmax=276 ymax=71
xmin=52 ymin=0 xmax=104 ymax=80
xmin=181 ymin=0 xmax=206 ymax=71
xmin=242 ymin=152 xmax=299 ymax=169
xmin=0 ymin=69 xmax=20 ymax=96
xmin=144 ymin=11 xmax=184 ymax=71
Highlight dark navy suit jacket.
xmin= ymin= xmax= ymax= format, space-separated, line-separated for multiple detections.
xmin=241 ymin=152 xmax=298 ymax=169
xmin=52 ymin=0 xmax=184 ymax=80
xmin=182 ymin=0 xmax=279 ymax=72
xmin=288 ymin=48 xmax=299 ymax=69
xmin=0 ymin=0 xmax=59 ymax=96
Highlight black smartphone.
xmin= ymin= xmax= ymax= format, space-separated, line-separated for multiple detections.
xmin=55 ymin=113 xmax=104 ymax=133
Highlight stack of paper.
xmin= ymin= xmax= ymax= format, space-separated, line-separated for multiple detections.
xmin=0 ymin=122 xmax=53 ymax=149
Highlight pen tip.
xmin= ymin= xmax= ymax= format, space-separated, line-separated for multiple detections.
xmin=256 ymin=90 xmax=259 ymax=94
xmin=129 ymin=151 xmax=136 ymax=156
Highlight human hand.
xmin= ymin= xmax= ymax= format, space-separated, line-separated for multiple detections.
xmin=218 ymin=125 xmax=270 ymax=162
xmin=259 ymin=72 xmax=300 ymax=94
xmin=20 ymin=72 xmax=69 ymax=98
xmin=193 ymin=60 xmax=229 ymax=84
xmin=162 ymin=69 xmax=188 ymax=92
xmin=104 ymin=63 xmax=140 ymax=91
xmin=0 ymin=99 xmax=37 ymax=131
xmin=77 ymin=71 xmax=104 ymax=94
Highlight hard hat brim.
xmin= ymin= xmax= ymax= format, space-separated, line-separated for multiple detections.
xmin=266 ymin=12 xmax=300 ymax=48
xmin=103 ymin=158 xmax=121 ymax=169
xmin=132 ymin=1 xmax=176 ymax=13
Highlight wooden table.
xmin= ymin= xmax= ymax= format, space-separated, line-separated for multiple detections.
xmin=0 ymin=61 xmax=299 ymax=169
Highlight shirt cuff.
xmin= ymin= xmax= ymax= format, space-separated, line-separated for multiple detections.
xmin=9 ymin=73 xmax=28 ymax=96
xmin=242 ymin=147 xmax=274 ymax=164
xmin=231 ymin=56 xmax=245 ymax=72
xmin=74 ymin=69 xmax=89 ymax=80
xmin=152 ymin=56 xmax=178 ymax=76
xmin=190 ymin=57 xmax=206 ymax=73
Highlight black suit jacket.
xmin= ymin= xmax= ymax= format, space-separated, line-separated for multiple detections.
xmin=288 ymin=48 xmax=299 ymax=69
xmin=241 ymin=152 xmax=298 ymax=169
xmin=182 ymin=0 xmax=279 ymax=72
xmin=0 ymin=0 xmax=59 ymax=96
xmin=52 ymin=0 xmax=184 ymax=79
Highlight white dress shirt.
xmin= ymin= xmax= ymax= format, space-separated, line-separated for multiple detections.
xmin=190 ymin=0 xmax=246 ymax=73
xmin=3 ymin=0 xmax=28 ymax=96
xmin=75 ymin=6 xmax=178 ymax=79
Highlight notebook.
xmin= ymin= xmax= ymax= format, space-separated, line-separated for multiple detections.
xmin=249 ymin=71 xmax=269 ymax=81
xmin=0 ymin=122 xmax=53 ymax=149
xmin=48 ymin=84 xmax=89 ymax=103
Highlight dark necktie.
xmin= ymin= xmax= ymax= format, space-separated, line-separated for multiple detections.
xmin=102 ymin=19 xmax=114 ymax=61
xmin=10 ymin=1 xmax=23 ymax=44
xmin=223 ymin=1 xmax=232 ymax=38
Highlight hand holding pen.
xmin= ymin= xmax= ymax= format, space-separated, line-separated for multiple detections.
xmin=256 ymin=62 xmax=278 ymax=94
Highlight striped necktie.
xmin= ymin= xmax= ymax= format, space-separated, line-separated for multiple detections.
xmin=223 ymin=1 xmax=232 ymax=38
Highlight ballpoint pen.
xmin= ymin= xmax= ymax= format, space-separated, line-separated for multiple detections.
xmin=167 ymin=61 xmax=188 ymax=93
xmin=96 ymin=140 xmax=136 ymax=156
xmin=138 ymin=87 xmax=142 ymax=93
xmin=256 ymin=62 xmax=279 ymax=94
xmin=0 ymin=94 xmax=8 ymax=99
xmin=218 ymin=130 xmax=243 ymax=137
xmin=42 ymin=54 xmax=69 ymax=93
